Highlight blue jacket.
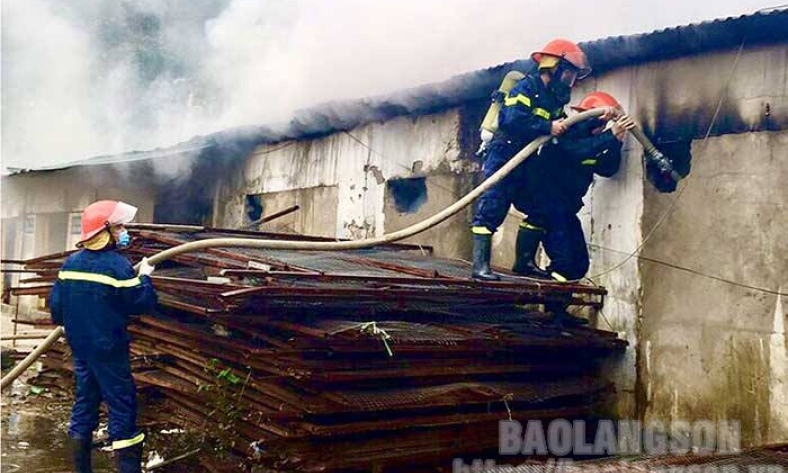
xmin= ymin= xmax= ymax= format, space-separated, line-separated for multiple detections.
xmin=49 ymin=249 xmax=157 ymax=359
xmin=493 ymin=72 xmax=568 ymax=152
xmin=516 ymin=120 xmax=623 ymax=214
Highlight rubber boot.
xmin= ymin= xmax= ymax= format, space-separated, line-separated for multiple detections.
xmin=546 ymin=302 xmax=589 ymax=327
xmin=512 ymin=227 xmax=551 ymax=279
xmin=471 ymin=234 xmax=500 ymax=281
xmin=68 ymin=436 xmax=93 ymax=473
xmin=114 ymin=442 xmax=143 ymax=473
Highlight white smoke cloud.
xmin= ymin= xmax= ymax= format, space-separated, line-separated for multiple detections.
xmin=1 ymin=0 xmax=776 ymax=171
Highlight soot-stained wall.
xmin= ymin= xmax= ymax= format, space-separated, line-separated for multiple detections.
xmin=215 ymin=41 xmax=787 ymax=444
xmin=213 ymin=110 xmax=477 ymax=257
xmin=580 ymin=43 xmax=787 ymax=443
xmin=3 ymin=34 xmax=784 ymax=446
xmin=639 ymin=131 xmax=788 ymax=445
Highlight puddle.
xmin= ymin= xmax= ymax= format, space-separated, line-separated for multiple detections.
xmin=1 ymin=406 xmax=114 ymax=472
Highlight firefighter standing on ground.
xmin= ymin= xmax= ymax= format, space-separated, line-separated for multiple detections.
xmin=49 ymin=200 xmax=158 ymax=473
xmin=470 ymin=39 xmax=597 ymax=280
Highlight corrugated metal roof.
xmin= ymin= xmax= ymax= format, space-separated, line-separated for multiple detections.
xmin=8 ymin=8 xmax=788 ymax=175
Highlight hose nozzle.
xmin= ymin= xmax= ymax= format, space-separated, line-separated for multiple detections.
xmin=629 ymin=124 xmax=683 ymax=184
xmin=645 ymin=148 xmax=682 ymax=183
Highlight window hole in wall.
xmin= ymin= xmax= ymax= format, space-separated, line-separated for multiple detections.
xmin=245 ymin=194 xmax=264 ymax=223
xmin=387 ymin=177 xmax=428 ymax=213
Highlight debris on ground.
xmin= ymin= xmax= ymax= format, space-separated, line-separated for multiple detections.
xmin=5 ymin=227 xmax=628 ymax=471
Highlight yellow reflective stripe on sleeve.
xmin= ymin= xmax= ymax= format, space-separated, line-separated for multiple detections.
xmin=532 ymin=108 xmax=551 ymax=120
xmin=471 ymin=226 xmax=493 ymax=235
xmin=581 ymin=159 xmax=598 ymax=166
xmin=551 ymin=272 xmax=568 ymax=283
xmin=58 ymin=270 xmax=141 ymax=288
xmin=519 ymin=221 xmax=546 ymax=232
xmin=503 ymin=94 xmax=532 ymax=108
xmin=112 ymin=432 xmax=145 ymax=450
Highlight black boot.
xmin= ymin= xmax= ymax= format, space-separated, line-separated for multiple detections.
xmin=471 ymin=234 xmax=500 ymax=281
xmin=512 ymin=226 xmax=551 ymax=279
xmin=114 ymin=439 xmax=144 ymax=473
xmin=68 ymin=436 xmax=93 ymax=473
xmin=546 ymin=302 xmax=589 ymax=327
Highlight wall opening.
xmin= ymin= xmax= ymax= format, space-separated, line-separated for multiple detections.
xmin=245 ymin=194 xmax=264 ymax=223
xmin=386 ymin=177 xmax=428 ymax=213
xmin=646 ymin=139 xmax=692 ymax=193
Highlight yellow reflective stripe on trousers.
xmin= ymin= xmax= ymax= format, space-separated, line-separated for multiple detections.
xmin=581 ymin=159 xmax=597 ymax=166
xmin=112 ymin=432 xmax=145 ymax=450
xmin=471 ymin=226 xmax=493 ymax=235
xmin=503 ymin=94 xmax=532 ymax=108
xmin=519 ymin=221 xmax=545 ymax=232
xmin=551 ymin=272 xmax=568 ymax=283
xmin=58 ymin=270 xmax=141 ymax=288
xmin=533 ymin=108 xmax=551 ymax=120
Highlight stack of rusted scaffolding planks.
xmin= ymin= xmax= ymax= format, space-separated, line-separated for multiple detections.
xmin=2 ymin=226 xmax=626 ymax=472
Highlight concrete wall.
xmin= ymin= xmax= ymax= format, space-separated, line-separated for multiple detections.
xmin=1 ymin=168 xmax=157 ymax=314
xmin=212 ymin=42 xmax=787 ymax=443
xmin=640 ymin=131 xmax=788 ymax=445
xmin=1 ymin=41 xmax=785 ymax=446
xmin=591 ymin=44 xmax=786 ymax=443
xmin=213 ymin=111 xmax=477 ymax=258
xmin=1 ymin=170 xmax=155 ymax=253
xmin=246 ymin=186 xmax=339 ymax=236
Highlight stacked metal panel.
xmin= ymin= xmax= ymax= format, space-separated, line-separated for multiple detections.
xmin=3 ymin=227 xmax=626 ymax=472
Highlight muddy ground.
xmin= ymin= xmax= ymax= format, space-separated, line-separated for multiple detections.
xmin=1 ymin=365 xmax=204 ymax=473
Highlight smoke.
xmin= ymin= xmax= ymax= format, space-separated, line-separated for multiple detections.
xmin=1 ymin=0 xmax=775 ymax=171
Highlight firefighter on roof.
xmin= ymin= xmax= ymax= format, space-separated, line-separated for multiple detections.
xmin=471 ymin=39 xmax=596 ymax=281
xmin=511 ymin=91 xmax=634 ymax=325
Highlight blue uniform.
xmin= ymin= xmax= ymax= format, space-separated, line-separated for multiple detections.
xmin=519 ymin=122 xmax=623 ymax=280
xmin=472 ymin=73 xmax=567 ymax=233
xmin=49 ymin=249 xmax=157 ymax=442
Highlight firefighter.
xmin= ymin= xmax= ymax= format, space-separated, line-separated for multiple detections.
xmin=49 ymin=200 xmax=158 ymax=473
xmin=470 ymin=39 xmax=594 ymax=280
xmin=511 ymin=91 xmax=635 ymax=324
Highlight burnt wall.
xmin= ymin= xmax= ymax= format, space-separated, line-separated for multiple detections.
xmin=632 ymin=44 xmax=788 ymax=445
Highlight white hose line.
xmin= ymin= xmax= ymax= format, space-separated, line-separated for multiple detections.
xmin=1 ymin=326 xmax=64 ymax=389
xmin=146 ymin=109 xmax=605 ymax=263
xmin=3 ymin=108 xmax=618 ymax=390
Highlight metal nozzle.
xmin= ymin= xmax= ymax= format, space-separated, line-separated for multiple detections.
xmin=646 ymin=149 xmax=682 ymax=183
xmin=629 ymin=124 xmax=683 ymax=183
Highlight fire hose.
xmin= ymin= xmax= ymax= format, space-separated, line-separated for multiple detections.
xmin=1 ymin=107 xmax=674 ymax=389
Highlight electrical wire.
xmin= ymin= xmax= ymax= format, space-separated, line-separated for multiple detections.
xmin=343 ymin=130 xmax=467 ymax=200
xmin=586 ymin=40 xmax=747 ymax=280
xmin=587 ymin=242 xmax=788 ymax=297
xmin=340 ymin=51 xmax=787 ymax=300
xmin=252 ymin=140 xmax=296 ymax=155
xmin=342 ymin=97 xmax=788 ymax=298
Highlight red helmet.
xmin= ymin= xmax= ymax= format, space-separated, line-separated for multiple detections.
xmin=572 ymin=91 xmax=620 ymax=112
xmin=79 ymin=200 xmax=138 ymax=243
xmin=531 ymin=39 xmax=591 ymax=79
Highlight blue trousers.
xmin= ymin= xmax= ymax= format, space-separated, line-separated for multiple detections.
xmin=527 ymin=212 xmax=590 ymax=280
xmin=69 ymin=354 xmax=137 ymax=441
xmin=472 ymin=145 xmax=531 ymax=232
xmin=472 ymin=146 xmax=590 ymax=280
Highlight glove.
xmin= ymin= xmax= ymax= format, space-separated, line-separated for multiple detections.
xmin=611 ymin=115 xmax=635 ymax=141
xmin=137 ymin=257 xmax=155 ymax=277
